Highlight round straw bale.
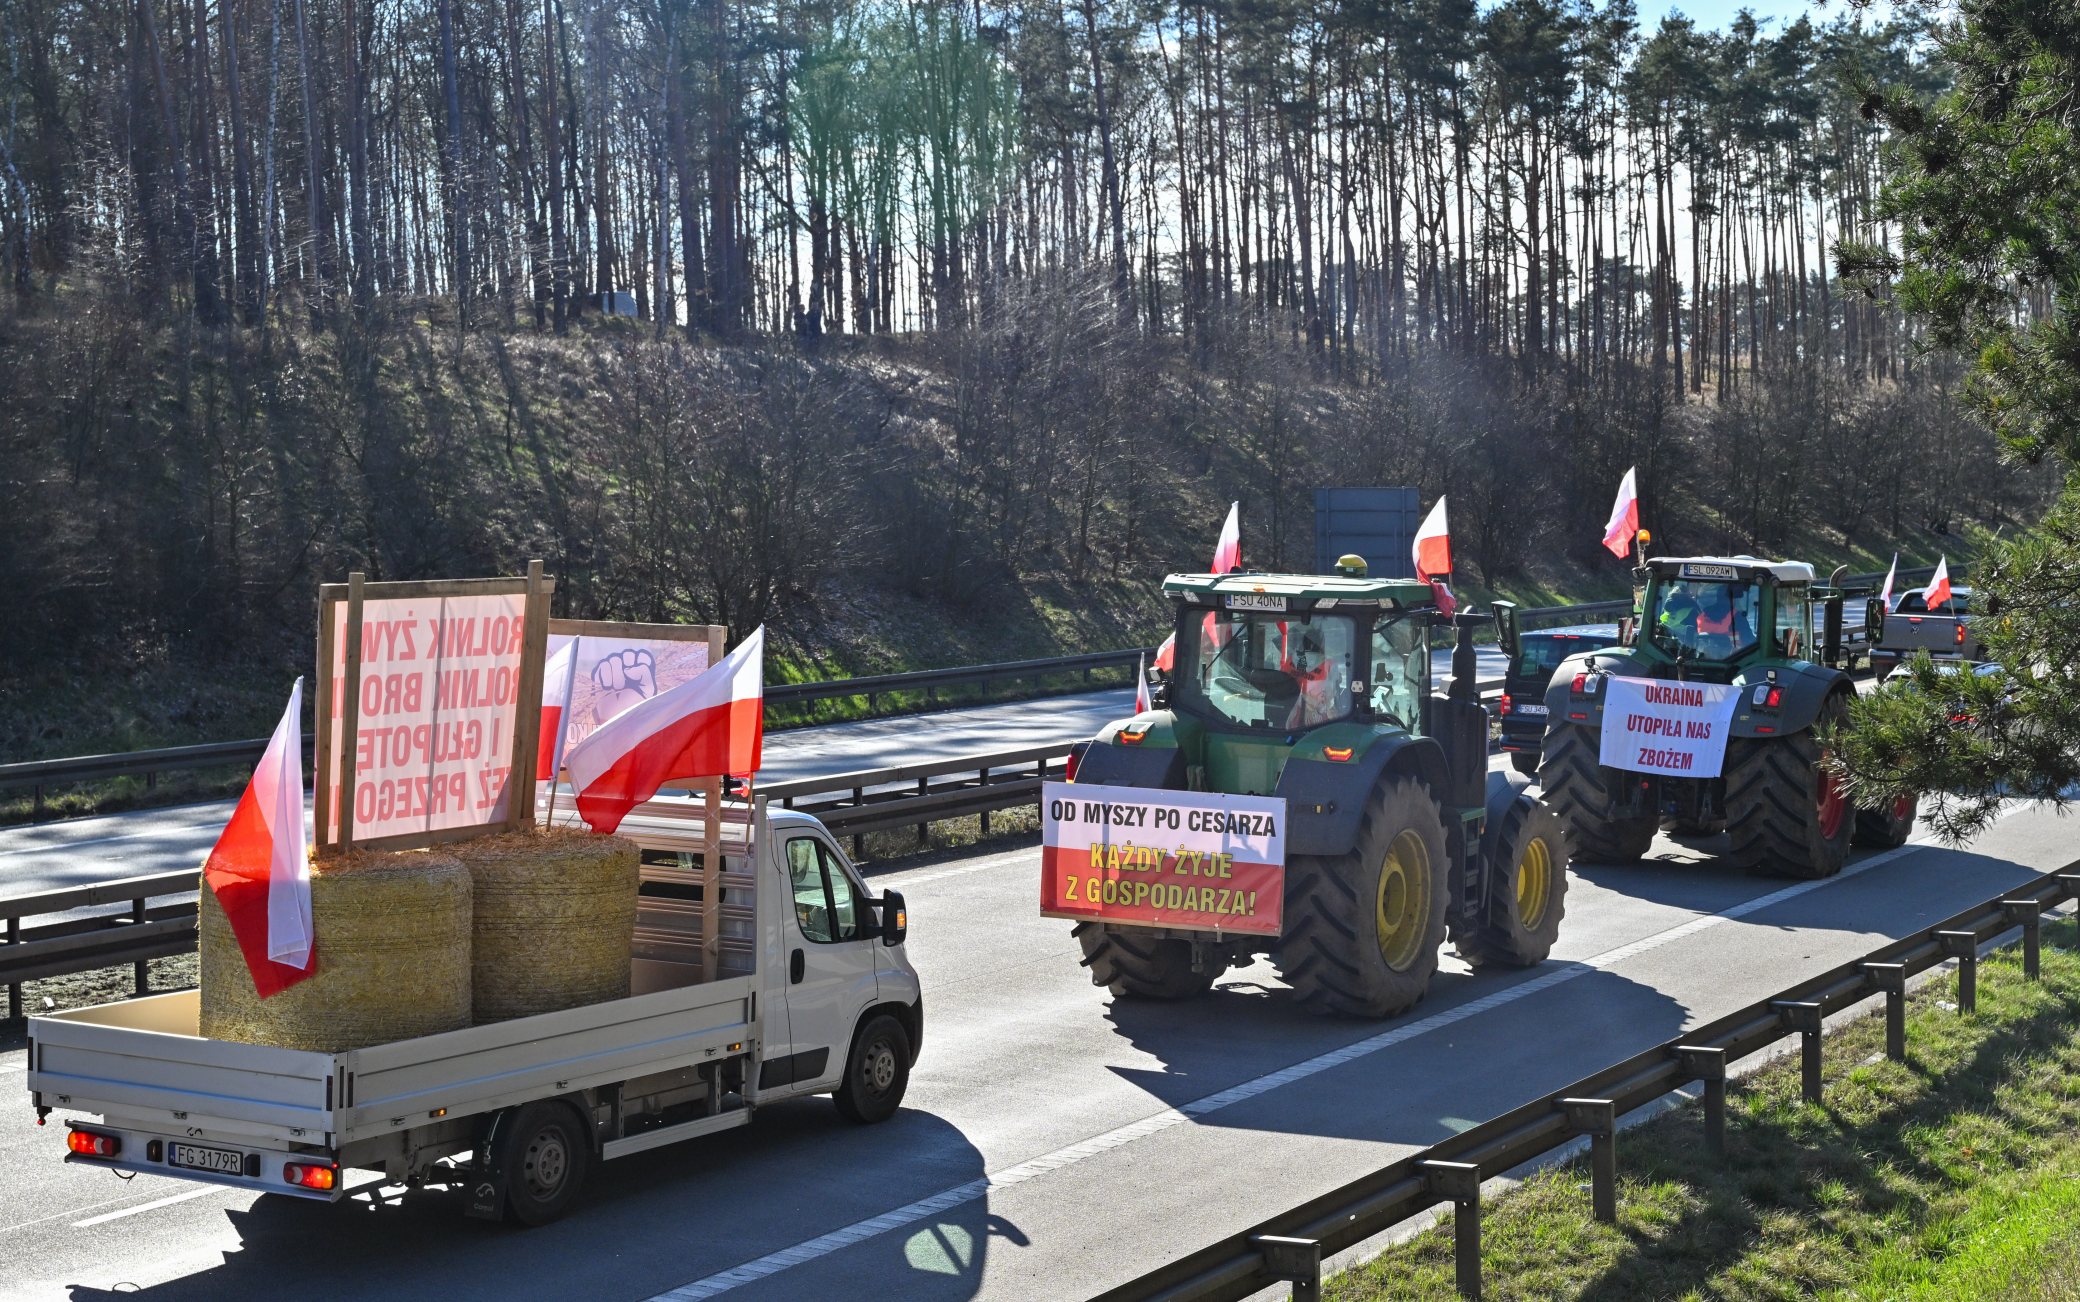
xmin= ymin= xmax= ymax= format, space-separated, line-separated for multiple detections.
xmin=450 ymin=826 xmax=640 ymax=1023
xmin=199 ymin=848 xmax=473 ymax=1052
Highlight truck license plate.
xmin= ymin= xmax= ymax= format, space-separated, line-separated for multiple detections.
xmin=1225 ymin=593 xmax=1286 ymax=611
xmin=168 ymin=1142 xmax=243 ymax=1175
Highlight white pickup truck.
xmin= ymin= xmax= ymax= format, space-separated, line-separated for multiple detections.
xmin=25 ymin=797 xmax=922 ymax=1224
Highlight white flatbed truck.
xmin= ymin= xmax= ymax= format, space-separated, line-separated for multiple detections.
xmin=26 ymin=797 xmax=922 ymax=1224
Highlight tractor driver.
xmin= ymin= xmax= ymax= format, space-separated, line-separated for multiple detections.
xmin=1693 ymin=584 xmax=1758 ymax=658
xmin=1280 ymin=624 xmax=1345 ymax=729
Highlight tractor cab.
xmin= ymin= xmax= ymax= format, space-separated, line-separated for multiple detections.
xmin=1634 ymin=556 xmax=1833 ymax=677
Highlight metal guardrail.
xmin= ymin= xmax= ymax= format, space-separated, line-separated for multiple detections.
xmin=1098 ymin=857 xmax=2066 ymax=1302
xmin=1 ymin=870 xmax=199 ymax=1023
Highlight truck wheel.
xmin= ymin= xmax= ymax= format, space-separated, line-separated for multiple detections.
xmin=1279 ymin=776 xmax=1449 ymax=1018
xmin=1725 ymin=698 xmax=1853 ymax=879
xmin=1073 ymin=923 xmax=1216 ymax=1000
xmin=1509 ymin=752 xmax=1540 ymax=778
xmin=495 ymin=1101 xmax=592 ymax=1227
xmin=1539 ymin=725 xmax=1657 ymax=863
xmin=834 ymin=1013 xmax=913 ymax=1125
xmin=1458 ymin=793 xmax=1569 ymax=968
xmin=1854 ymin=792 xmax=1919 ymax=849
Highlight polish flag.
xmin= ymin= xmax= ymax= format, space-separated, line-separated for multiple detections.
xmin=1413 ymin=496 xmax=1451 ymax=580
xmin=1152 ymin=633 xmax=1176 ymax=674
xmin=565 ymin=627 xmax=765 ymax=835
xmin=203 ymin=680 xmax=314 ymax=998
xmin=1925 ymin=556 xmax=1952 ymax=610
xmin=1212 ymin=502 xmax=1242 ymax=574
xmin=535 ymin=638 xmax=578 ymax=779
xmin=1134 ymin=654 xmax=1152 ymax=714
xmin=1878 ymin=553 xmax=1898 ymax=608
xmin=1602 ymin=467 xmax=1639 ymax=558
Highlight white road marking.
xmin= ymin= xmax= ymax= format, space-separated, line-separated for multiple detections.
xmin=651 ymin=810 xmax=2028 ymax=1300
xmin=71 ymin=1185 xmax=222 ymax=1227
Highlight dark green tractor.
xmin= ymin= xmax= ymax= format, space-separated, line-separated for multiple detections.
xmin=1067 ymin=560 xmax=1570 ymax=1019
xmin=1536 ymin=555 xmax=1918 ymax=877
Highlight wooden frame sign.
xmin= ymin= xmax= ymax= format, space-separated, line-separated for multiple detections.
xmin=315 ymin=562 xmax=554 ymax=852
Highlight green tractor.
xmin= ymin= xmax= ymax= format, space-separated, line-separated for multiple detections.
xmin=1533 ymin=554 xmax=1918 ymax=877
xmin=1063 ymin=559 xmax=1569 ymax=1019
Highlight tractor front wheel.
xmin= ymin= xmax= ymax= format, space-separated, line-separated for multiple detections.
xmin=1074 ymin=923 xmax=1217 ymax=1000
xmin=1457 ymin=793 xmax=1570 ymax=968
xmin=1279 ymin=776 xmax=1450 ymax=1018
xmin=1725 ymin=697 xmax=1854 ymax=879
xmin=1540 ymin=725 xmax=1657 ymax=863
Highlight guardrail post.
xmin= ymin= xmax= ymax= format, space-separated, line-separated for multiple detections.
xmin=2001 ymin=899 xmax=2042 ymax=980
xmin=1675 ymin=1046 xmax=1728 ymax=1155
xmin=1863 ymin=962 xmax=1910 ymax=1061
xmin=978 ymin=767 xmax=991 ymax=838
xmin=852 ymin=787 xmax=865 ymax=860
xmin=915 ymin=776 xmax=929 ymax=847
xmin=131 ymin=896 xmax=150 ymax=995
xmin=1560 ymin=1098 xmax=1618 ymax=1223
xmin=1250 ymin=1235 xmax=1322 ymax=1301
xmin=1421 ymin=1160 xmax=1482 ymax=1300
xmin=5 ymin=914 xmax=19 ymax=1025
xmin=1773 ymin=1001 xmax=1826 ymax=1104
xmin=1937 ymin=931 xmax=1979 ymax=1013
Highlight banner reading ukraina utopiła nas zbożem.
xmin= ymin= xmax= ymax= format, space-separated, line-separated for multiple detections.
xmin=1040 ymin=781 xmax=1287 ymax=937
xmin=1597 ymin=675 xmax=1741 ymax=778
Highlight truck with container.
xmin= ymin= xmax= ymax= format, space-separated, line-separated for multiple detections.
xmin=26 ymin=797 xmax=920 ymax=1225
xmin=1051 ymin=556 xmax=1571 ymax=1020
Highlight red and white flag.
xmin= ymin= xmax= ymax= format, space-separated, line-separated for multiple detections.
xmin=534 ymin=637 xmax=579 ymax=780
xmin=1151 ymin=633 xmax=1176 ymax=674
xmin=203 ymin=680 xmax=314 ymax=998
xmin=1602 ymin=467 xmax=1639 ymax=558
xmin=1134 ymin=653 xmax=1152 ymax=714
xmin=1926 ymin=556 xmax=1952 ymax=610
xmin=1212 ymin=501 xmax=1241 ymax=574
xmin=1413 ymin=496 xmax=1451 ymax=580
xmin=565 ymin=626 xmax=766 ymax=835
xmin=1878 ymin=553 xmax=1898 ymax=607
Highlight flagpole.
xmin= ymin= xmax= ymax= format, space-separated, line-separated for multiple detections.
xmin=542 ymin=638 xmax=582 ymax=828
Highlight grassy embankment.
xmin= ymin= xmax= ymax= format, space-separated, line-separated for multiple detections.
xmin=1329 ymin=921 xmax=2080 ymax=1301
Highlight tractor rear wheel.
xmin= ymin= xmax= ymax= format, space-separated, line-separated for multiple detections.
xmin=1539 ymin=724 xmax=1657 ymax=863
xmin=1457 ymin=793 xmax=1569 ymax=968
xmin=1278 ymin=776 xmax=1450 ymax=1018
xmin=1854 ymin=792 xmax=1919 ymax=849
xmin=1725 ymin=697 xmax=1854 ymax=878
xmin=1073 ymin=923 xmax=1216 ymax=999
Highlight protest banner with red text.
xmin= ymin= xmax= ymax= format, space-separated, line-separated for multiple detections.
xmin=1040 ymin=781 xmax=1286 ymax=937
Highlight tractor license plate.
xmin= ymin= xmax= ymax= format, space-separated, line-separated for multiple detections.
xmin=1678 ymin=563 xmax=1740 ymax=580
xmin=1514 ymin=703 xmax=1548 ymax=717
xmin=1225 ymin=593 xmax=1287 ymax=612
xmin=168 ymin=1142 xmax=244 ymax=1175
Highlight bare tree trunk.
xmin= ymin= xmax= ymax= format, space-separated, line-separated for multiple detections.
xmin=436 ymin=0 xmax=466 ymax=316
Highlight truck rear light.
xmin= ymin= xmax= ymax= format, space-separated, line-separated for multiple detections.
xmin=1955 ymin=623 xmax=1968 ymax=646
xmin=284 ymin=1162 xmax=337 ymax=1191
xmin=1497 ymin=693 xmax=1513 ymax=716
xmin=1322 ymin=746 xmax=1354 ymax=763
xmin=68 ymin=1129 xmax=120 ymax=1158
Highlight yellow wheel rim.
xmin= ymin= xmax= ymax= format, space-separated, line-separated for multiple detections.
xmin=1516 ymin=835 xmax=1552 ymax=930
xmin=1375 ymin=829 xmax=1433 ymax=971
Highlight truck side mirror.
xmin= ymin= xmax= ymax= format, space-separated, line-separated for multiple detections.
xmin=879 ymin=890 xmax=909 ymax=947
xmin=1865 ymin=597 xmax=1886 ymax=645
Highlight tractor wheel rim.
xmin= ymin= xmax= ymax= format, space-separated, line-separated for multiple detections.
xmin=1376 ymin=829 xmax=1432 ymax=971
xmin=1817 ymin=765 xmax=1848 ymax=840
xmin=1516 ymin=836 xmax=1552 ymax=929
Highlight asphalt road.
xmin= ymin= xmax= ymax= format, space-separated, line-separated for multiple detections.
xmin=3 ymin=771 xmax=2069 ymax=1300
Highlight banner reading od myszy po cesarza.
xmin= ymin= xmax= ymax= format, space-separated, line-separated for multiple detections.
xmin=1040 ymin=781 xmax=1286 ymax=937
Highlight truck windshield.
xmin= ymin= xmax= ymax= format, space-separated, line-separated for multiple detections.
xmin=1179 ymin=611 xmax=1360 ymax=730
xmin=1648 ymin=579 xmax=1762 ymax=662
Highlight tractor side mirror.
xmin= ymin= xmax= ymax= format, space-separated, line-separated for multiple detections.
xmin=1491 ymin=600 xmax=1519 ymax=658
xmin=1864 ymin=597 xmax=1887 ymax=645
